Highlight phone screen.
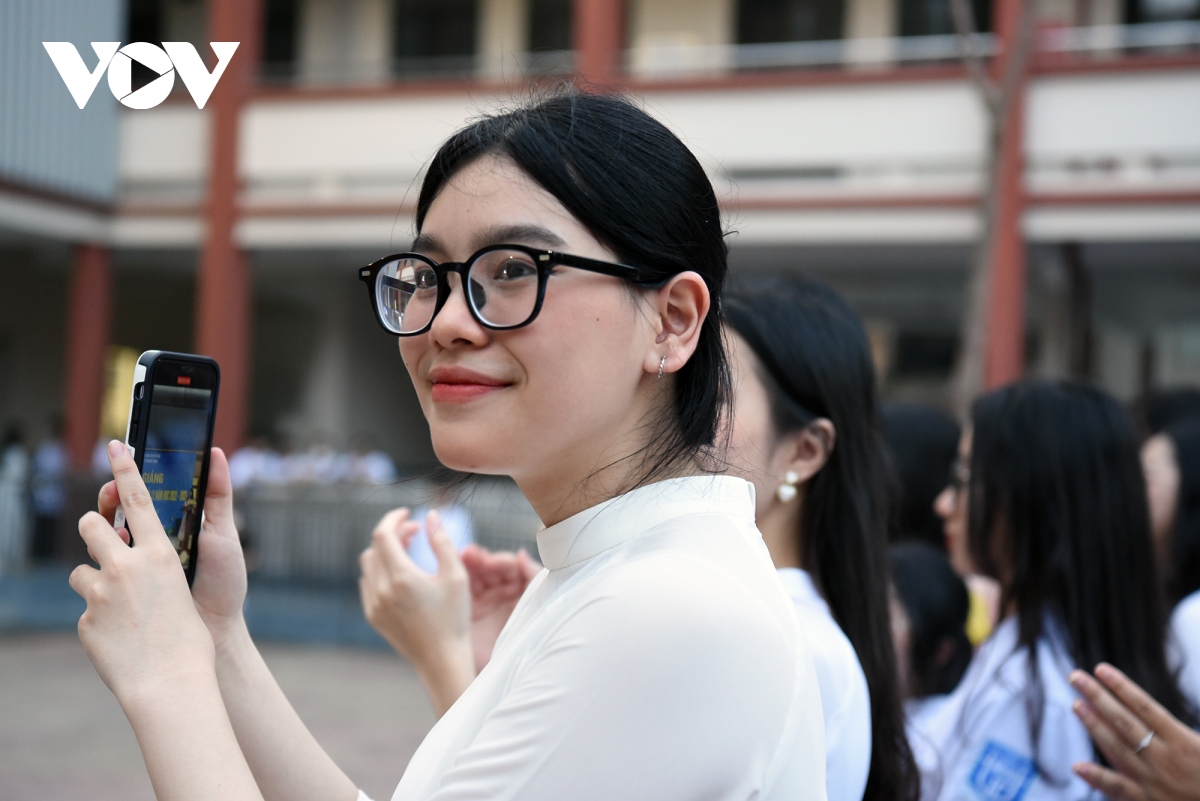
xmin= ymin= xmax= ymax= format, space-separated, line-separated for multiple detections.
xmin=138 ymin=361 xmax=217 ymax=574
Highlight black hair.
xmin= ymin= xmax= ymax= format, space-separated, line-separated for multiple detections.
xmin=415 ymin=89 xmax=731 ymax=484
xmin=1163 ymin=419 xmax=1200 ymax=606
xmin=889 ymin=542 xmax=972 ymax=697
xmin=882 ymin=403 xmax=960 ymax=549
xmin=725 ymin=276 xmax=920 ymax=801
xmin=1136 ymin=386 xmax=1200 ymax=437
xmin=968 ymin=380 xmax=1197 ymax=770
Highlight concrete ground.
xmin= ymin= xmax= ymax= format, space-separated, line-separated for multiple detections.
xmin=0 ymin=632 xmax=436 ymax=801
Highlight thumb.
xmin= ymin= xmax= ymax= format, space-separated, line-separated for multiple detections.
xmin=426 ymin=510 xmax=462 ymax=578
xmin=203 ymin=448 xmax=235 ymax=527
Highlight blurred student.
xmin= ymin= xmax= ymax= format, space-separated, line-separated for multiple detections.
xmin=914 ymin=380 xmax=1194 ymax=801
xmin=1141 ymin=419 xmax=1200 ymax=709
xmin=888 ymin=543 xmax=972 ymax=715
xmin=0 ymin=424 xmax=30 ymax=573
xmin=29 ymin=416 xmax=67 ymax=561
xmin=348 ymin=436 xmax=398 ymax=485
xmin=882 ymin=403 xmax=959 ymax=549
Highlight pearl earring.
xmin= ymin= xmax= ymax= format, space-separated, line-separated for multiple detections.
xmin=776 ymin=470 xmax=799 ymax=503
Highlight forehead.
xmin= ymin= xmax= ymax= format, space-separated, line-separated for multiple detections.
xmin=418 ymin=155 xmax=592 ymax=254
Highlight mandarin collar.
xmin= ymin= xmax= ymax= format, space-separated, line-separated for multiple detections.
xmin=535 ymin=475 xmax=757 ymax=570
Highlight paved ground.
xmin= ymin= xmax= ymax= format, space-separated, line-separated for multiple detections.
xmin=0 ymin=633 xmax=436 ymax=801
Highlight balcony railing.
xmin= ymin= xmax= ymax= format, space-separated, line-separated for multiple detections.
xmin=254 ymin=21 xmax=1200 ymax=89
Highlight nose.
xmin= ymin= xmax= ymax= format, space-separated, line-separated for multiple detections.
xmin=934 ymin=486 xmax=954 ymax=520
xmin=429 ymin=271 xmax=488 ymax=347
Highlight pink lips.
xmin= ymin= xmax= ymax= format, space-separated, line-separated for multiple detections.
xmin=428 ymin=365 xmax=510 ymax=403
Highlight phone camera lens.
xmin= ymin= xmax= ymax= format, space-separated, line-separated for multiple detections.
xmin=134 ymin=383 xmax=145 ymax=400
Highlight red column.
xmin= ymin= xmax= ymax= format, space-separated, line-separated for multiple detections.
xmin=573 ymin=0 xmax=625 ymax=87
xmin=63 ymin=244 xmax=112 ymax=469
xmin=983 ymin=0 xmax=1029 ymax=388
xmin=195 ymin=0 xmax=262 ymax=452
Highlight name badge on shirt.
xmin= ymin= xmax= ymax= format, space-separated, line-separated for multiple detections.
xmin=969 ymin=741 xmax=1037 ymax=801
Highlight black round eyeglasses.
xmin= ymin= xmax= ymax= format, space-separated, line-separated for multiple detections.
xmin=358 ymin=244 xmax=662 ymax=336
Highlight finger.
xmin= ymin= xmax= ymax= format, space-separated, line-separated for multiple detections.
xmin=1072 ymin=699 xmax=1145 ymax=777
xmin=1094 ymin=663 xmax=1179 ymax=740
xmin=68 ymin=563 xmax=100 ymax=598
xmin=372 ymin=516 xmax=421 ymax=578
xmin=1069 ymin=670 xmax=1152 ymax=751
xmin=77 ymin=511 xmax=124 ymax=566
xmin=1072 ymin=762 xmax=1147 ymax=801
xmin=106 ymin=440 xmax=168 ymax=550
xmin=426 ymin=510 xmax=464 ymax=578
xmin=97 ymin=481 xmax=120 ymax=524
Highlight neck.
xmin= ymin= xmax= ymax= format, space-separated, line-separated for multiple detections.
xmin=513 ymin=388 xmax=697 ymax=526
xmin=758 ymin=487 xmax=806 ymax=570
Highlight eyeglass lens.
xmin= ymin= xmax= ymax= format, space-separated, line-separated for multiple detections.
xmin=374 ymin=249 xmax=542 ymax=334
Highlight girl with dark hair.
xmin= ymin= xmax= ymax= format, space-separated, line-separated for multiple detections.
xmin=723 ymin=278 xmax=921 ymax=801
xmin=1141 ymin=419 xmax=1200 ymax=709
xmin=887 ymin=542 xmax=972 ymax=703
xmin=69 ymin=90 xmax=826 ymax=801
xmin=918 ymin=380 xmax=1194 ymax=801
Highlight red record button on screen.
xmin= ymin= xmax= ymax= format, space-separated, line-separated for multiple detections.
xmin=177 ymin=376 xmax=192 ymax=386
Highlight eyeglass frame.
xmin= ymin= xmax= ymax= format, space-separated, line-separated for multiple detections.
xmin=357 ymin=243 xmax=665 ymax=336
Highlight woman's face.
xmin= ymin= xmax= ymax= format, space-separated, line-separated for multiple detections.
xmin=935 ymin=429 xmax=975 ymax=576
xmin=1141 ymin=433 xmax=1179 ymax=567
xmin=399 ymin=155 xmax=661 ymax=486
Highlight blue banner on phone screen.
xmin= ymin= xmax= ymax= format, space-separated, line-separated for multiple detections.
xmin=143 ymin=385 xmax=212 ymax=568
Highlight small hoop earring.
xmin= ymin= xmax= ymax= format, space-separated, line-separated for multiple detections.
xmin=776 ymin=470 xmax=800 ymax=503
xmin=657 ymin=355 xmax=666 ymax=380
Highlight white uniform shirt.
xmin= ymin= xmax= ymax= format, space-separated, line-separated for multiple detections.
xmin=1170 ymin=589 xmax=1200 ymax=710
xmin=909 ymin=616 xmax=1098 ymax=801
xmin=777 ymin=568 xmax=871 ymax=801
xmin=389 ymin=475 xmax=828 ymax=801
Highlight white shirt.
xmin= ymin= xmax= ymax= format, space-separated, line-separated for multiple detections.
xmin=1170 ymin=590 xmax=1200 ymax=711
xmin=910 ymin=616 xmax=1098 ymax=801
xmin=390 ymin=475 xmax=828 ymax=801
xmin=777 ymin=568 xmax=871 ymax=801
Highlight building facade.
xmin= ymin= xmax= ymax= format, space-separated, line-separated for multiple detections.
xmin=2 ymin=0 xmax=1199 ymax=471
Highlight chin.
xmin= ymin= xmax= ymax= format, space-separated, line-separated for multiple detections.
xmin=429 ymin=427 xmax=521 ymax=476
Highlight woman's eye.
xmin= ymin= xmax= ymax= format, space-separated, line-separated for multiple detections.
xmin=416 ymin=271 xmax=438 ymax=289
xmin=494 ymin=259 xmax=536 ymax=281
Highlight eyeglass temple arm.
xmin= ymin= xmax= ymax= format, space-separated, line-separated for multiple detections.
xmin=549 ymin=252 xmax=663 ymax=285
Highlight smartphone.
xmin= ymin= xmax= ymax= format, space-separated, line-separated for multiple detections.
xmin=113 ymin=351 xmax=220 ymax=586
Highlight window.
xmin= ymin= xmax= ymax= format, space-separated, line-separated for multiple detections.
xmin=393 ymin=0 xmax=480 ymax=77
xmin=262 ymin=0 xmax=299 ymax=82
xmin=528 ymin=0 xmax=573 ymax=74
xmin=529 ymin=0 xmax=573 ymax=51
xmin=899 ymin=0 xmax=991 ymax=37
xmin=737 ymin=0 xmax=844 ymax=44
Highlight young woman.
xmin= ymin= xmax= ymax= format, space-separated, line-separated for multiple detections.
xmin=1141 ymin=419 xmax=1200 ymax=708
xmin=364 ymin=276 xmax=920 ymax=801
xmin=70 ymin=91 xmax=827 ymax=801
xmin=723 ymin=279 xmax=920 ymax=801
xmin=917 ymin=380 xmax=1194 ymax=801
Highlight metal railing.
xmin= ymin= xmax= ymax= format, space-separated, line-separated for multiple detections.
xmin=238 ymin=478 xmax=542 ymax=581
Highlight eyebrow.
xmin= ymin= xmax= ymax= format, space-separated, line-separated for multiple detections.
xmin=410 ymin=224 xmax=569 ymax=259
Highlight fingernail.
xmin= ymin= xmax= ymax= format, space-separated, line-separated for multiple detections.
xmin=1068 ymin=671 xmax=1083 ymax=687
xmin=108 ymin=439 xmax=123 ymax=458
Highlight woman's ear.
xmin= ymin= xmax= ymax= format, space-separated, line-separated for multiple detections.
xmin=642 ymin=271 xmax=709 ymax=378
xmin=777 ymin=419 xmax=837 ymax=485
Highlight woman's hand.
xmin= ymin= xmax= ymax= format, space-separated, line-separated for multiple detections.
xmin=359 ymin=509 xmax=475 ymax=716
xmin=1070 ymin=663 xmax=1200 ymax=801
xmin=72 ymin=441 xmax=216 ymax=707
xmin=98 ymin=447 xmax=248 ymax=649
xmin=461 ymin=545 xmax=540 ymax=671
